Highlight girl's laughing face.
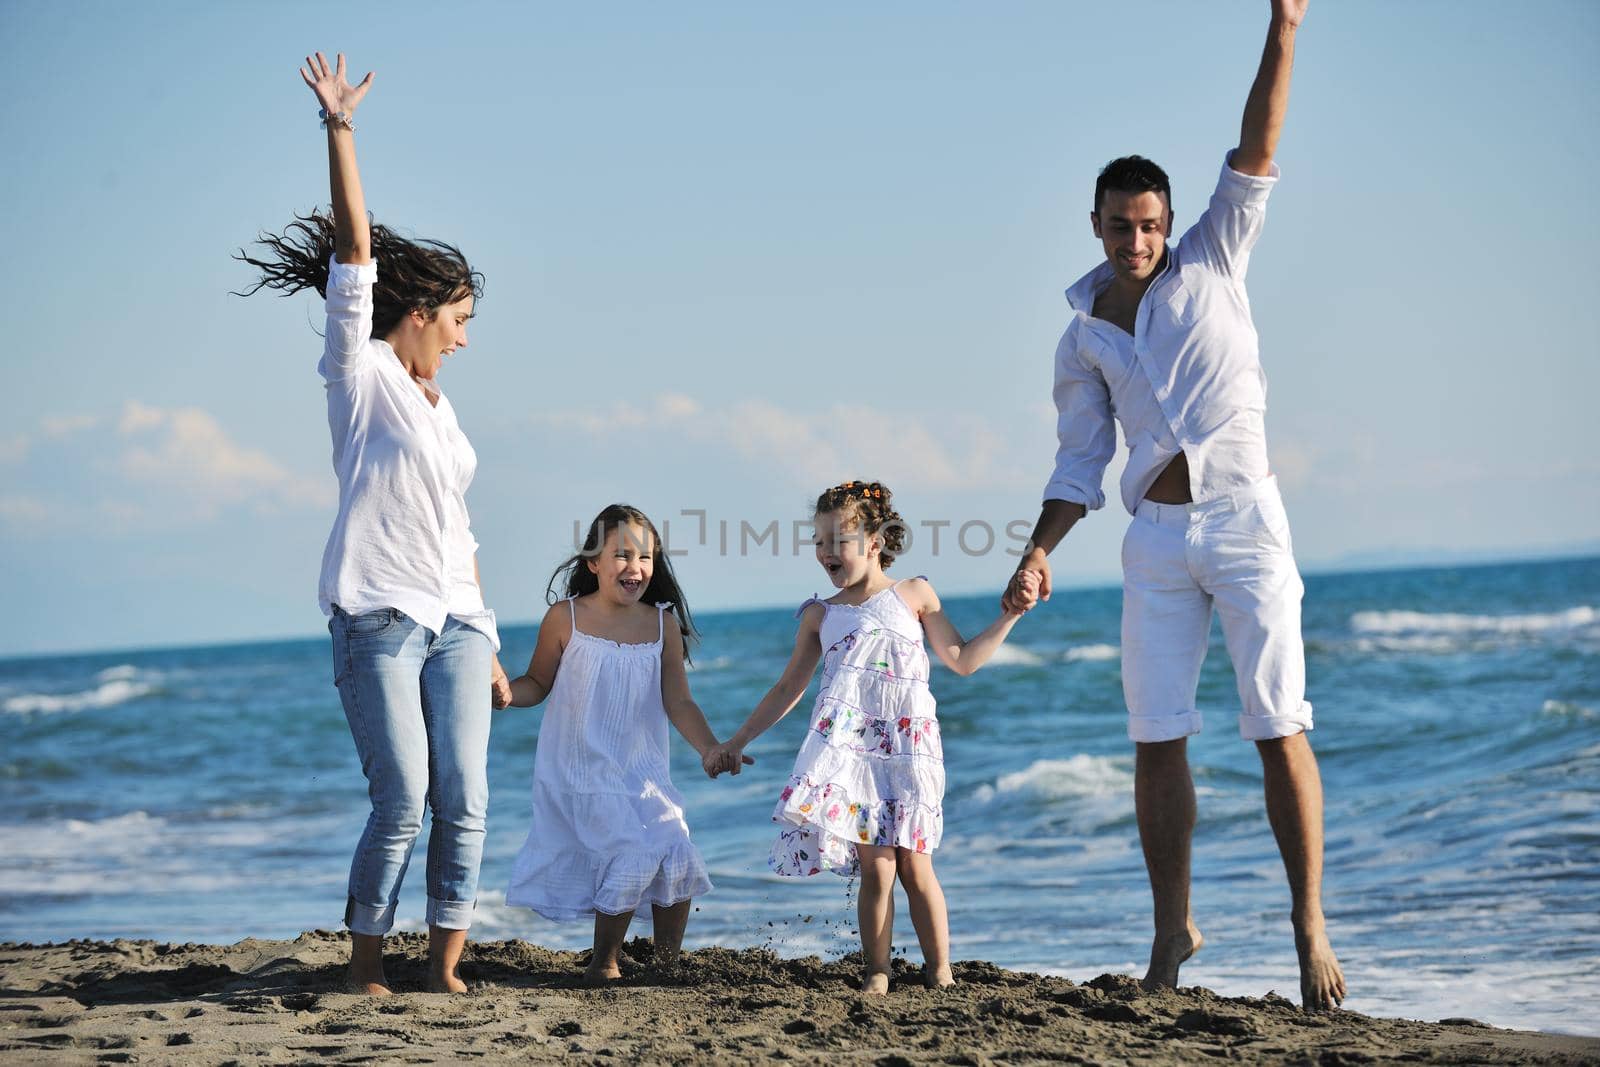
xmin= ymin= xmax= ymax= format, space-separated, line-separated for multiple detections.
xmin=587 ymin=521 xmax=654 ymax=605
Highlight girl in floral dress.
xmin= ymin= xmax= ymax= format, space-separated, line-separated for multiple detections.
xmin=706 ymin=482 xmax=1037 ymax=993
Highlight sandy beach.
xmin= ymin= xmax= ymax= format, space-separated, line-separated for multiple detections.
xmin=1 ymin=933 xmax=1594 ymax=1065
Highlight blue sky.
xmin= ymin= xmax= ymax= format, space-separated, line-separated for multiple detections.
xmin=2 ymin=1 xmax=1597 ymax=656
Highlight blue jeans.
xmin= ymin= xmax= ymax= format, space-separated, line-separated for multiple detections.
xmin=330 ymin=608 xmax=492 ymax=935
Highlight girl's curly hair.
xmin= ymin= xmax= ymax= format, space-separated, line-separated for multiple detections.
xmin=234 ymin=210 xmax=483 ymax=339
xmin=814 ymin=480 xmax=907 ymax=570
xmin=547 ymin=504 xmax=697 ymax=663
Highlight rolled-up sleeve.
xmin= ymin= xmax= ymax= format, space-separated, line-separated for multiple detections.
xmin=1182 ymin=151 xmax=1279 ymax=281
xmin=321 ymin=256 xmax=378 ymax=380
xmin=1043 ymin=324 xmax=1114 ymax=511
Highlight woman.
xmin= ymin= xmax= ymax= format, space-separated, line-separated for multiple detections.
xmin=238 ymin=52 xmax=512 ymax=995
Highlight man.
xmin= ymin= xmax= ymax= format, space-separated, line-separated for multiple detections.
xmin=1003 ymin=0 xmax=1345 ymax=1010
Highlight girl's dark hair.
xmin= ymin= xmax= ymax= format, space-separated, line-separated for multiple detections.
xmin=234 ymin=210 xmax=484 ymax=339
xmin=547 ymin=504 xmax=697 ymax=661
xmin=813 ymin=480 xmax=907 ymax=571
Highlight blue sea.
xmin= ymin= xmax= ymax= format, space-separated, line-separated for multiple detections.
xmin=2 ymin=557 xmax=1596 ymax=1035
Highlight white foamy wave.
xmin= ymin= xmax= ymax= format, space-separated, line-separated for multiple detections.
xmin=3 ymin=678 xmax=157 ymax=715
xmin=1350 ymin=606 xmax=1597 ymax=635
xmin=1542 ymin=699 xmax=1598 ymax=721
xmin=95 ymin=664 xmax=144 ymax=682
xmin=0 ymin=810 xmax=291 ymax=896
xmin=686 ymin=655 xmax=734 ymax=673
xmin=1063 ymin=643 xmax=1119 ymax=662
xmin=971 ymin=754 xmax=1133 ymax=805
xmin=979 ymin=645 xmax=1044 ymax=667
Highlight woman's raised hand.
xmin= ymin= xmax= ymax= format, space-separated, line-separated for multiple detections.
xmin=299 ymin=52 xmax=373 ymax=119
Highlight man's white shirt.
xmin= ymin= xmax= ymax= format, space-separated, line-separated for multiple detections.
xmin=1045 ymin=153 xmax=1281 ymax=516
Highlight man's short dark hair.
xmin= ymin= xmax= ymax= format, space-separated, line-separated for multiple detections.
xmin=1094 ymin=155 xmax=1172 ymax=215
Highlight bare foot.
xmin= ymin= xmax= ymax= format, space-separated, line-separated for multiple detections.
xmin=583 ymin=962 xmax=623 ymax=987
xmin=426 ymin=969 xmax=468 ymax=994
xmin=1295 ymin=922 xmax=1346 ymax=1010
xmin=1142 ymin=923 xmax=1204 ymax=991
xmin=923 ymin=963 xmax=955 ymax=989
xmin=345 ymin=968 xmax=393 ymax=996
xmin=860 ymin=971 xmax=890 ymax=996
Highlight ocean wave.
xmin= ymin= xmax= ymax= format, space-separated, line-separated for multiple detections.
xmin=979 ymin=645 xmax=1044 ymax=667
xmin=1350 ymin=605 xmax=1597 ymax=635
xmin=1063 ymin=643 xmax=1119 ymax=662
xmin=3 ymin=677 xmax=158 ymax=715
xmin=1542 ymin=699 xmax=1598 ymax=721
xmin=971 ymin=754 xmax=1133 ymax=805
xmin=0 ymin=810 xmax=290 ymax=896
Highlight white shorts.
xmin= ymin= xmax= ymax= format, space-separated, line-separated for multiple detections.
xmin=1119 ymin=475 xmax=1313 ymax=744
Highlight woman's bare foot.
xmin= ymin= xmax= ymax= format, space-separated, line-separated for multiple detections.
xmin=923 ymin=963 xmax=955 ymax=989
xmin=583 ymin=961 xmax=623 ymax=987
xmin=347 ymin=933 xmax=392 ymax=995
xmin=345 ymin=971 xmax=394 ymax=996
xmin=1141 ymin=923 xmax=1203 ymax=991
xmin=426 ymin=967 xmax=468 ymax=994
xmin=861 ymin=970 xmax=890 ymax=996
xmin=1295 ymin=921 xmax=1346 ymax=1010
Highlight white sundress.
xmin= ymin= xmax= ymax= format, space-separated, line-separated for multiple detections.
xmin=506 ymin=599 xmax=711 ymax=921
xmin=770 ymin=579 xmax=945 ymax=877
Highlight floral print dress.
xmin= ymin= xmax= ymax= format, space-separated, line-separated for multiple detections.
xmin=770 ymin=579 xmax=944 ymax=877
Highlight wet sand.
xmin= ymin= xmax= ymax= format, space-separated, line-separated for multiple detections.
xmin=2 ymin=932 xmax=1594 ymax=1064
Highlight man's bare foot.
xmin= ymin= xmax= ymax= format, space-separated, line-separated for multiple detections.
xmin=1295 ymin=922 xmax=1346 ymax=1010
xmin=583 ymin=962 xmax=623 ymax=987
xmin=861 ymin=970 xmax=890 ymax=996
xmin=1141 ymin=923 xmax=1203 ymax=991
xmin=923 ymin=963 xmax=955 ymax=989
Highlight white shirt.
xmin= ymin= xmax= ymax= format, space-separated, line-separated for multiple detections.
xmin=1044 ymin=153 xmax=1280 ymax=516
xmin=316 ymin=257 xmax=498 ymax=651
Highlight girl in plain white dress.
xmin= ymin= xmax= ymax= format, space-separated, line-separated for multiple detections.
xmin=502 ymin=504 xmax=740 ymax=983
xmin=706 ymin=481 xmax=1036 ymax=994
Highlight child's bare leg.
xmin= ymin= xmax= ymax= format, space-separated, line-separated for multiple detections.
xmin=426 ymin=925 xmax=469 ymax=993
xmin=856 ymin=844 xmax=897 ymax=994
xmin=347 ymin=932 xmax=392 ymax=995
xmin=895 ymin=849 xmax=953 ymax=988
xmin=586 ymin=910 xmax=633 ymax=985
xmin=650 ymin=899 xmax=691 ymax=971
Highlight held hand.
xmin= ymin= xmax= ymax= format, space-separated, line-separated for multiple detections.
xmin=1002 ymin=554 xmax=1051 ymax=614
xmin=490 ymin=657 xmax=512 ymax=710
xmin=299 ymin=51 xmax=373 ymax=118
xmin=1273 ymin=0 xmax=1308 ymax=27
xmin=1007 ymin=569 xmax=1042 ymax=615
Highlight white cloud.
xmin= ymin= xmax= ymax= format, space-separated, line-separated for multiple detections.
xmin=40 ymin=414 xmax=100 ymax=438
xmin=112 ymin=401 xmax=331 ymax=518
xmin=527 ymin=392 xmax=1049 ymax=494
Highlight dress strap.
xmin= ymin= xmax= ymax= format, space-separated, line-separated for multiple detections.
xmin=566 ymin=596 xmax=577 ymax=627
xmin=794 ymin=594 xmax=825 ymax=619
xmin=655 ymin=601 xmax=674 ymax=641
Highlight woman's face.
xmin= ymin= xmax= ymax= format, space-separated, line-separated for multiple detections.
xmin=409 ymin=294 xmax=474 ymax=380
xmin=813 ymin=508 xmax=880 ymax=589
xmin=586 ymin=521 xmax=655 ymax=605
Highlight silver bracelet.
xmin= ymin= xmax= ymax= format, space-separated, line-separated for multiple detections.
xmin=318 ymin=107 xmax=355 ymax=132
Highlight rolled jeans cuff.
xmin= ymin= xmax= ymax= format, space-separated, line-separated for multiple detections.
xmin=1239 ymin=702 xmax=1314 ymax=741
xmin=345 ymin=896 xmax=398 ymax=937
xmin=428 ymin=895 xmax=477 ymax=930
xmin=1128 ymin=708 xmax=1203 ymax=744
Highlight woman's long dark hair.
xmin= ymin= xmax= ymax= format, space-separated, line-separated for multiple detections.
xmin=548 ymin=504 xmax=697 ymax=662
xmin=234 ymin=210 xmax=484 ymax=339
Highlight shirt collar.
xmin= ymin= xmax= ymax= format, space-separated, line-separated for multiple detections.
xmin=1063 ymin=245 xmax=1179 ymax=312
